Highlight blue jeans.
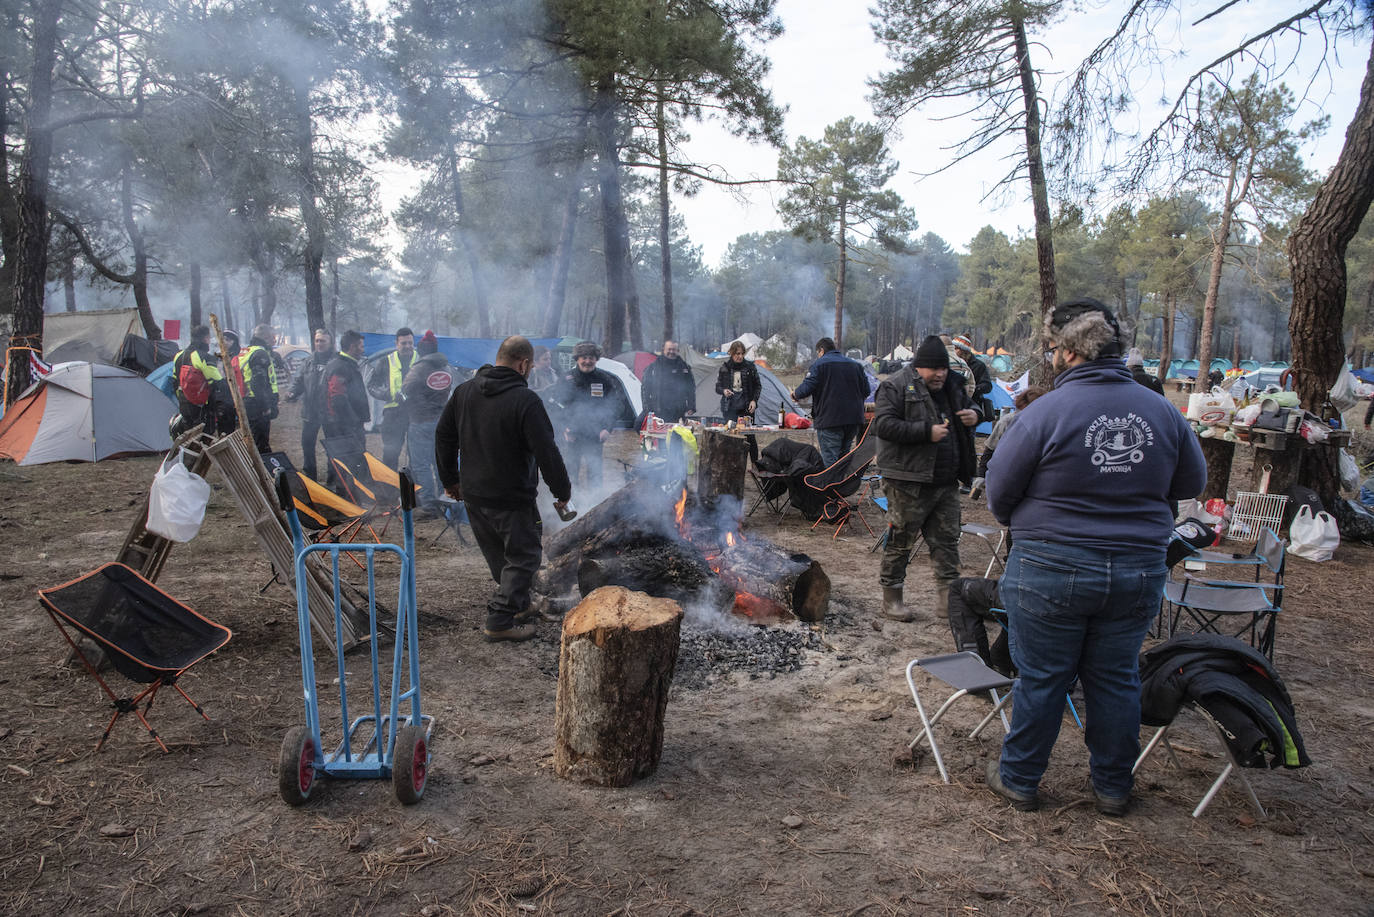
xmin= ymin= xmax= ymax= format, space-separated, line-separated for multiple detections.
xmin=816 ymin=424 xmax=860 ymax=468
xmin=406 ymin=421 xmax=438 ymax=507
xmin=997 ymin=539 xmax=1166 ymax=799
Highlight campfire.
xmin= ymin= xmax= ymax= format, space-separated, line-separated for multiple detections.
xmin=535 ymin=480 xmax=830 ymax=625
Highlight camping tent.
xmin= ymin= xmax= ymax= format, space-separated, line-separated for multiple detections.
xmin=684 ymin=347 xmax=804 ymax=421
xmin=884 ymin=344 xmax=913 ymax=362
xmin=975 ymin=380 xmax=1017 ymax=435
xmin=0 ymin=362 xmax=173 ymax=464
xmin=718 ymin=332 xmax=764 ymax=357
xmin=43 ymin=309 xmax=146 ymax=365
xmin=611 ymin=350 xmax=657 ymax=379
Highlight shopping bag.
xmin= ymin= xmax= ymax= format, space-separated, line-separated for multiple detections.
xmin=1289 ymin=504 xmax=1339 ymax=562
xmin=1329 ymin=365 xmax=1359 ymax=412
xmin=1340 ymin=449 xmax=1360 ymax=493
xmin=1186 ymin=387 xmax=1235 ymax=424
xmin=146 ymin=449 xmax=212 ymax=542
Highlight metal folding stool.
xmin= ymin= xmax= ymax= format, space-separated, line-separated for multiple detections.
xmin=905 ymin=651 xmax=1013 ymax=783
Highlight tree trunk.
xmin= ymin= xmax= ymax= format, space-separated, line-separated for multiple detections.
xmin=1012 ymin=13 xmax=1057 ymax=366
xmin=448 ymin=146 xmax=490 ymax=337
xmin=542 ymin=160 xmax=583 ymax=338
xmin=6 ymin=0 xmax=62 ymax=405
xmin=220 ymin=273 xmax=235 ymax=334
xmin=259 ymin=251 xmax=276 ymax=324
xmin=657 ymin=91 xmax=674 ymax=346
xmin=121 ymin=170 xmax=160 ymax=339
xmin=1156 ymin=293 xmax=1175 ymax=384
xmin=1198 ymin=161 xmax=1240 ymax=388
xmin=189 ymin=261 xmax=202 ymax=327
xmin=553 ymin=586 xmax=682 ymax=787
xmin=62 ymin=254 xmax=76 ymax=312
xmin=329 ymin=257 xmax=339 ymax=335
xmin=834 ymin=202 xmax=848 ymax=345
xmin=695 ymin=429 xmax=749 ymax=504
xmin=594 ymin=81 xmax=629 ymax=356
xmin=1288 ymin=35 xmax=1374 ymax=507
xmin=292 ymin=80 xmax=325 ymax=335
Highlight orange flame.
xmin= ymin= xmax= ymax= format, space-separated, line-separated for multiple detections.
xmin=673 ymin=488 xmax=688 ymax=537
xmin=725 ymin=531 xmax=737 ymax=547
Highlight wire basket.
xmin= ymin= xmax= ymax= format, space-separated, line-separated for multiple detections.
xmin=1227 ymin=492 xmax=1288 ymax=544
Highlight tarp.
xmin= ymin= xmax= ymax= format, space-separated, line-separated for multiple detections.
xmin=1352 ymin=367 xmax=1374 ymax=384
xmin=43 ymin=309 xmax=144 ymax=365
xmin=0 ymin=362 xmax=172 ymax=464
xmin=719 ymin=332 xmax=764 ymax=356
xmin=611 ymin=350 xmax=658 ymax=380
xmin=684 ymin=347 xmax=805 ymax=421
xmin=362 ymin=334 xmax=561 ymax=371
xmin=884 ymin=344 xmax=913 ymax=362
xmin=116 ymin=334 xmax=179 ymax=375
xmin=976 ymin=379 xmax=1017 ymax=435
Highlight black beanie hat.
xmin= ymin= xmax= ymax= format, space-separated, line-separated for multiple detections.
xmin=913 ymin=335 xmax=950 ymax=369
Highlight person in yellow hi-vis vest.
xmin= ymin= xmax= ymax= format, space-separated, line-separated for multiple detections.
xmin=366 ymin=326 xmax=415 ymax=469
xmin=230 ymin=323 xmax=280 ymax=453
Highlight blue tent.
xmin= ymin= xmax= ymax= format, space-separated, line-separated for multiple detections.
xmin=1352 ymin=367 xmax=1374 ymax=384
xmin=975 ymin=380 xmax=1017 ymax=435
xmin=145 ymin=360 xmax=179 ymax=403
xmin=361 ymin=333 xmax=561 ymax=371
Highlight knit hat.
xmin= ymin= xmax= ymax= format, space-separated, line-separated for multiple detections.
xmin=417 ymin=330 xmax=438 ymax=356
xmin=913 ymin=335 xmax=950 ymax=369
xmin=951 ymin=334 xmax=974 ymax=353
xmin=1125 ymin=347 xmax=1144 ymax=368
xmin=572 ymin=341 xmax=601 ymax=359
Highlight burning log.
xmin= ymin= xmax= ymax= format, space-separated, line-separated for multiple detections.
xmin=546 ymin=480 xmax=677 ymax=558
xmin=554 ymin=586 xmax=682 ymax=787
xmin=715 ymin=536 xmax=831 ymax=624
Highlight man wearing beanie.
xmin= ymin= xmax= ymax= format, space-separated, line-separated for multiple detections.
xmin=1125 ymin=347 xmax=1165 ymax=395
xmin=872 ymin=334 xmax=981 ymax=622
xmin=983 ymin=298 xmax=1205 ymax=816
xmin=402 ymin=330 xmax=452 ymax=513
xmin=555 ymin=341 xmax=631 ymax=489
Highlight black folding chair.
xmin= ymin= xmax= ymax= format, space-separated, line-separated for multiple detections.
xmin=744 ymin=434 xmax=792 ymax=517
xmin=801 ymin=421 xmax=877 ymax=538
xmin=38 ymin=564 xmax=232 ymax=752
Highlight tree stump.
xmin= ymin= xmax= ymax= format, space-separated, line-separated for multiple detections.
xmin=1199 ymin=437 xmax=1235 ymax=501
xmin=695 ymin=430 xmax=749 ymax=504
xmin=554 ymin=586 xmax=683 ymax=787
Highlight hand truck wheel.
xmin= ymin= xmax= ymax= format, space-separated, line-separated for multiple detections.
xmin=279 ymin=725 xmax=317 ymax=806
xmin=392 ymin=723 xmax=428 ymax=805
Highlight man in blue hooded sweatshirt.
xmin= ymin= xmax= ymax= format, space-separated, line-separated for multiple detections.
xmin=984 ymin=298 xmax=1206 ymax=817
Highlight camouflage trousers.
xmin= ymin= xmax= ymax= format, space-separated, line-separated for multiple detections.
xmin=879 ymin=478 xmax=962 ymax=594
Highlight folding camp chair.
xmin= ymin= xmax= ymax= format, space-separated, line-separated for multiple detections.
xmin=744 ymin=434 xmax=791 ymax=517
xmin=905 ymin=651 xmax=1013 ymax=783
xmin=1164 ymin=532 xmax=1285 ymax=659
xmin=960 ymin=522 xmax=1007 ymax=578
xmin=801 ymin=422 xmax=877 ymax=538
xmin=38 ymin=564 xmax=232 ymax=752
xmin=1134 ymin=702 xmax=1267 ymax=818
xmin=432 ymin=494 xmax=470 ymax=547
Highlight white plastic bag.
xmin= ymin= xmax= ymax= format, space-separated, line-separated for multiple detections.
xmin=146 ymin=449 xmax=212 ymax=542
xmin=1329 ymin=365 xmax=1359 ymax=412
xmin=1340 ymin=448 xmax=1360 ymax=493
xmin=1186 ymin=386 xmax=1235 ymax=424
xmin=1289 ymin=505 xmax=1339 ymax=562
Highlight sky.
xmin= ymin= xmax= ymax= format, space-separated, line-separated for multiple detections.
xmin=672 ymin=0 xmax=1365 ymax=267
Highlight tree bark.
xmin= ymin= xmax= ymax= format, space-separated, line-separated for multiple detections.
xmin=1156 ymin=293 xmax=1176 ymax=384
xmin=1288 ymin=36 xmax=1374 ymax=507
xmin=695 ymin=430 xmax=749 ymax=505
xmin=121 ymin=170 xmax=160 ymax=339
xmin=258 ymin=251 xmax=276 ymax=325
xmin=1198 ymin=157 xmax=1245 ymax=388
xmin=554 ymin=586 xmax=682 ymax=787
xmin=594 ymin=81 xmax=630 ymax=356
xmin=291 ymin=80 xmax=326 ymax=335
xmin=62 ymin=254 xmax=76 ymax=312
xmin=1012 ymin=13 xmax=1057 ymax=374
xmin=657 ymin=90 xmax=675 ymax=346
xmin=6 ymin=0 xmax=62 ymax=405
xmin=834 ymin=201 xmax=848 ymax=345
xmin=448 ymin=146 xmax=490 ymax=337
xmin=189 ymin=261 xmax=202 ymax=327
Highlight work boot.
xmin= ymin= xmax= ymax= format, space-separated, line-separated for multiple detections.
xmin=986 ymin=760 xmax=1040 ymax=812
xmin=484 ymin=623 xmax=536 ymax=643
xmin=881 ymin=586 xmax=916 ymax=622
xmin=933 ymin=584 xmax=951 ymax=625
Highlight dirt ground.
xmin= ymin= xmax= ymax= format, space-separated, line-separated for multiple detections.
xmin=2 ymin=386 xmax=1374 ymax=916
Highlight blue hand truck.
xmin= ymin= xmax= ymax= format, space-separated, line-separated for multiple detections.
xmin=273 ymin=469 xmax=433 ymax=805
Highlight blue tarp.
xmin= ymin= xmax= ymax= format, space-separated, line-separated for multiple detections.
xmin=362 ymin=333 xmax=561 ymax=371
xmin=145 ymin=361 xmax=179 ymax=402
xmin=1352 ymin=367 xmax=1374 ymax=384
xmin=976 ymin=380 xmax=1017 ymax=435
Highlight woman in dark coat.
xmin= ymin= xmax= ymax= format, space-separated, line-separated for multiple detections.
xmin=715 ymin=340 xmax=762 ymax=422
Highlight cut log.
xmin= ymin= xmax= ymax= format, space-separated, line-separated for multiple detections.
xmin=546 ymin=479 xmax=678 ymax=558
xmin=537 ymin=515 xmax=686 ymax=597
xmin=694 ymin=430 xmax=749 ymax=505
xmin=1199 ymin=437 xmax=1234 ymax=502
xmin=554 ymin=587 xmax=683 ymax=787
xmin=716 ymin=536 xmax=831 ymax=624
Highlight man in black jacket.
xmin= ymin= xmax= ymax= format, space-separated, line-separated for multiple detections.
xmin=1126 ymin=348 xmax=1166 ymax=395
xmin=286 ymin=329 xmax=336 ymax=481
xmin=436 ymin=336 xmax=573 ymax=643
xmin=873 ymin=335 xmax=980 ymax=622
xmin=401 ymin=331 xmax=451 ymax=513
xmin=792 ymin=337 xmax=870 ymax=466
xmin=323 ymin=330 xmax=370 ymax=473
xmin=641 ymin=340 xmax=696 ymax=422
xmin=556 ymin=341 xmax=628 ymax=489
